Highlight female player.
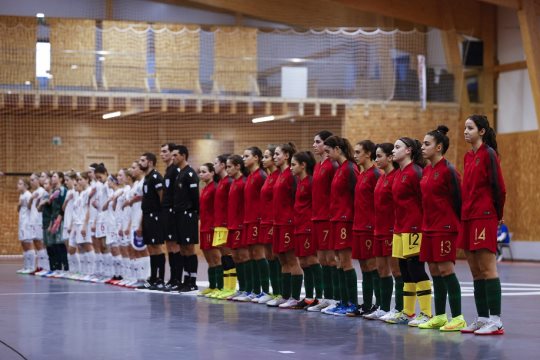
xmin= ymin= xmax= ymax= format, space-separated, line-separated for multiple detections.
xmin=267 ymin=143 xmax=303 ymax=309
xmin=115 ymin=169 xmax=132 ymax=284
xmin=197 ymin=163 xmax=222 ymax=296
xmin=291 ymin=151 xmax=323 ymax=309
xmin=16 ymin=177 xmax=34 ymax=274
xmin=365 ymin=143 xmax=403 ymax=321
xmin=49 ymin=171 xmax=68 ymax=273
xmin=349 ymin=140 xmax=381 ymax=317
xmin=72 ymin=171 xmax=96 ymax=280
xmin=63 ymin=171 xmax=80 ymax=278
xmin=460 ymin=115 xmax=506 ymax=335
xmin=321 ymin=136 xmax=359 ymax=316
xmin=307 ymin=130 xmax=339 ymax=313
xmin=30 ymin=172 xmax=50 ymax=275
xmin=418 ymin=125 xmax=466 ymax=331
xmin=104 ymin=174 xmax=123 ymax=283
xmin=386 ymin=137 xmax=432 ymax=326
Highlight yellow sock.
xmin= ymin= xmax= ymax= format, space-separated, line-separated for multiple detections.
xmin=224 ymin=269 xmax=237 ymax=290
xmin=403 ymin=282 xmax=417 ymax=316
xmin=416 ymin=280 xmax=433 ymax=317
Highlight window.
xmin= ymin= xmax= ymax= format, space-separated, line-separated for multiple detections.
xmin=36 ymin=41 xmax=51 ymax=79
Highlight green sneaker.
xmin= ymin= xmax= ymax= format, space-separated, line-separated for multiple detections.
xmin=197 ymin=288 xmax=215 ymax=297
xmin=440 ymin=315 xmax=467 ymax=332
xmin=419 ymin=314 xmax=448 ymax=329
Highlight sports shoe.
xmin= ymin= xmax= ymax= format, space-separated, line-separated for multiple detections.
xmin=321 ymin=301 xmax=341 ymax=315
xmin=226 ymin=290 xmax=243 ymax=300
xmin=290 ymin=298 xmax=312 ymax=310
xmin=418 ymin=314 xmax=448 ymax=329
xmin=408 ymin=312 xmax=432 ymax=327
xmin=136 ymin=278 xmax=156 ymax=290
xmin=198 ymin=288 xmax=216 ymax=297
xmin=440 ymin=315 xmax=467 ymax=332
xmin=380 ymin=309 xmax=399 ymax=322
xmin=30 ymin=267 xmax=43 ymax=275
xmin=215 ymin=289 xmax=237 ymax=299
xmin=234 ymin=292 xmax=253 ymax=302
xmin=304 ymin=298 xmax=318 ymax=310
xmin=267 ymin=295 xmax=287 ymax=307
xmin=385 ymin=311 xmax=415 ymax=325
xmin=149 ymin=279 xmax=166 ymax=291
xmin=474 ymin=318 xmax=504 ymax=335
xmin=364 ymin=308 xmax=388 ymax=320
xmin=347 ymin=304 xmax=377 ymax=317
xmin=307 ymin=299 xmax=334 ymax=312
xmin=21 ymin=268 xmax=35 ymax=274
xmin=460 ymin=317 xmax=489 ymax=334
xmin=335 ymin=303 xmax=356 ymax=317
xmin=279 ymin=298 xmax=300 ymax=309
xmin=254 ymin=292 xmax=274 ymax=304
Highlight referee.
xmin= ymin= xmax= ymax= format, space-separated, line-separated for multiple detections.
xmin=138 ymin=152 xmax=166 ymax=291
xmin=160 ymin=143 xmax=182 ymax=292
xmin=171 ymin=145 xmax=200 ymax=293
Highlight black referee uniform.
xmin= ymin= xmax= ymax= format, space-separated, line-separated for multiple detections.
xmin=162 ymin=163 xmax=182 ymax=290
xmin=174 ymin=164 xmax=200 ymax=291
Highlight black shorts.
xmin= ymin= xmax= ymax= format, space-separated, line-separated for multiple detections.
xmin=142 ymin=212 xmax=164 ymax=245
xmin=161 ymin=207 xmax=177 ymax=242
xmin=175 ymin=210 xmax=199 ymax=245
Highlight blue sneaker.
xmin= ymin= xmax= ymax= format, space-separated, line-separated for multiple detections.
xmin=322 ymin=301 xmax=343 ymax=315
xmin=334 ymin=303 xmax=356 ymax=317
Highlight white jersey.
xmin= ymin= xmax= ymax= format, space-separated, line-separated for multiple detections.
xmin=129 ymin=180 xmax=143 ymax=228
xmin=72 ymin=188 xmax=90 ymax=226
xmin=63 ymin=189 xmax=76 ymax=228
xmin=115 ymin=185 xmax=131 ymax=229
xmin=108 ymin=188 xmax=123 ymax=226
xmin=19 ymin=191 xmax=32 ymax=229
xmin=89 ymin=181 xmax=98 ymax=221
xmin=94 ymin=181 xmax=109 ymax=220
xmin=29 ymin=187 xmax=46 ymax=226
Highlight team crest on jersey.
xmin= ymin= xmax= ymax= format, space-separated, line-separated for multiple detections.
xmin=475 ymin=157 xmax=480 ymax=166
xmin=362 ymin=177 xmax=368 ymax=184
xmin=383 ymin=179 xmax=389 ymax=187
xmin=401 ymin=175 xmax=408 ymax=183
xmin=300 ymin=185 xmax=305 ymax=192
xmin=320 ymin=168 xmax=326 ymax=175
xmin=433 ymin=171 xmax=439 ymax=180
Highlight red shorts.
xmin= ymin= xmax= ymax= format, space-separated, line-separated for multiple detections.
xmin=227 ymin=229 xmax=245 ymax=250
xmin=458 ymin=218 xmax=498 ymax=253
xmin=332 ymin=222 xmax=352 ymax=251
xmin=295 ymin=233 xmax=317 ymax=257
xmin=352 ymin=231 xmax=375 ymax=260
xmin=259 ymin=223 xmax=274 ymax=245
xmin=244 ymin=222 xmax=260 ymax=246
xmin=200 ymin=231 xmax=214 ymax=251
xmin=273 ymin=225 xmax=295 ymax=254
xmin=313 ymin=221 xmax=333 ymax=251
xmin=373 ymin=235 xmax=393 ymax=257
xmin=420 ymin=232 xmax=458 ymax=262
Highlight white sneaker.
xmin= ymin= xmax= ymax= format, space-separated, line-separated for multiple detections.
xmin=257 ymin=294 xmax=274 ymax=304
xmin=267 ymin=295 xmax=287 ymax=307
xmin=321 ymin=301 xmax=339 ymax=315
xmin=461 ymin=317 xmax=489 ymax=333
xmin=474 ymin=318 xmax=504 ymax=335
xmin=379 ymin=309 xmax=399 ymax=322
xmin=21 ymin=268 xmax=35 ymax=274
xmin=234 ymin=292 xmax=253 ymax=302
xmin=364 ymin=308 xmax=388 ymax=320
xmin=227 ymin=290 xmax=243 ymax=300
xmin=278 ymin=298 xmax=299 ymax=309
xmin=16 ymin=268 xmax=26 ymax=274
xmin=408 ymin=312 xmax=432 ymax=327
xmin=307 ymin=298 xmax=333 ymax=312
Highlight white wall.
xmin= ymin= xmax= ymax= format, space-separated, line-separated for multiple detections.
xmin=497 ymin=7 xmax=538 ymax=133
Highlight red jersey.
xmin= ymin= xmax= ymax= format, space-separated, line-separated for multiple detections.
xmin=353 ymin=165 xmax=381 ymax=232
xmin=227 ymin=176 xmax=246 ymax=230
xmin=294 ymin=175 xmax=313 ymax=234
xmin=244 ymin=168 xmax=267 ymax=223
xmin=392 ymin=162 xmax=423 ymax=233
xmin=200 ymin=181 xmax=217 ymax=232
xmin=421 ymin=158 xmax=461 ymax=233
xmin=214 ymin=176 xmax=233 ymax=228
xmin=273 ymin=167 xmax=295 ymax=226
xmin=260 ymin=170 xmax=280 ymax=225
xmin=312 ymin=158 xmax=338 ymax=221
xmin=462 ymin=144 xmax=506 ymax=221
xmin=374 ymin=169 xmax=398 ymax=237
xmin=330 ymin=160 xmax=359 ymax=222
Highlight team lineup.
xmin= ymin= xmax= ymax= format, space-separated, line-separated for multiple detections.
xmin=14 ymin=114 xmax=506 ymax=336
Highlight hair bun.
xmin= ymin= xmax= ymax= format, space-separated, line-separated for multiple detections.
xmin=436 ymin=125 xmax=449 ymax=135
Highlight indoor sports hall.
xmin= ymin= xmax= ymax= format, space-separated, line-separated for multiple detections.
xmin=1 ymin=1 xmax=539 ymax=359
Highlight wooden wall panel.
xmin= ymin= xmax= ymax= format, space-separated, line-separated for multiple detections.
xmin=0 ymin=16 xmax=36 ymax=85
xmin=214 ymin=27 xmax=257 ymax=93
xmin=153 ymin=24 xmax=200 ymax=91
xmin=49 ymin=19 xmax=96 ymax=88
xmin=102 ymin=21 xmax=148 ymax=89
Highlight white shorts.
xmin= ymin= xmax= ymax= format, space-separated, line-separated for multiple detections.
xmin=62 ymin=226 xmax=69 ymax=242
xmin=106 ymin=223 xmax=118 ymax=246
xmin=95 ymin=221 xmax=107 ymax=238
xmin=29 ymin=224 xmax=43 ymax=240
xmin=75 ymin=224 xmax=92 ymax=245
xmin=68 ymin=226 xmax=78 ymax=247
xmin=19 ymin=225 xmax=32 ymax=242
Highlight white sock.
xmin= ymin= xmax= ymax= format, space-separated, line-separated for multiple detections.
xmin=87 ymin=251 xmax=96 ymax=275
xmin=22 ymin=251 xmax=29 ymax=269
xmin=96 ymin=253 xmax=102 ymax=275
xmin=37 ymin=249 xmax=50 ymax=271
xmin=106 ymin=253 xmax=114 ymax=277
xmin=67 ymin=253 xmax=74 ymax=272
xmin=135 ymin=258 xmax=144 ymax=280
xmin=114 ymin=255 xmax=122 ymax=277
xmin=79 ymin=253 xmax=87 ymax=274
xmin=141 ymin=256 xmax=150 ymax=280
xmin=122 ymin=257 xmax=130 ymax=278
xmin=72 ymin=253 xmax=80 ymax=273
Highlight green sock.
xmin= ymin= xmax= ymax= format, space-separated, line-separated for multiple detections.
xmin=245 ymin=260 xmax=254 ymax=294
xmin=372 ymin=270 xmax=381 ymax=306
xmin=362 ymin=271 xmax=373 ymax=308
xmin=394 ymin=276 xmax=404 ymax=311
xmin=269 ymin=259 xmax=280 ymax=295
xmin=215 ymin=265 xmax=224 ymax=289
xmin=208 ymin=266 xmax=216 ymax=289
xmin=310 ymin=264 xmax=323 ymax=299
xmin=282 ymin=272 xmax=292 ymax=299
xmin=322 ymin=265 xmax=334 ymax=299
xmin=443 ymin=273 xmax=461 ymax=317
xmin=338 ymin=268 xmax=347 ymax=303
xmin=380 ymin=276 xmax=394 ymax=312
xmin=474 ymin=279 xmax=489 ymax=318
xmin=257 ymin=259 xmax=270 ymax=294
xmin=237 ymin=262 xmax=246 ymax=292
xmin=345 ymin=269 xmax=358 ymax=306
xmin=302 ymin=266 xmax=314 ymax=299
xmin=485 ymin=278 xmax=502 ymax=316
xmin=432 ymin=276 xmax=447 ymax=315
xmin=291 ymin=274 xmax=303 ymax=300
xmin=251 ymin=260 xmax=260 ymax=294
xmin=332 ymin=267 xmax=340 ymax=302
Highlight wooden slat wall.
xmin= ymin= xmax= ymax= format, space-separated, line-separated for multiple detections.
xmin=214 ymin=27 xmax=257 ymax=93
xmin=102 ymin=21 xmax=147 ymax=89
xmin=0 ymin=16 xmax=36 ymax=85
xmin=153 ymin=24 xmax=200 ymax=91
xmin=49 ymin=18 xmax=96 ymax=88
